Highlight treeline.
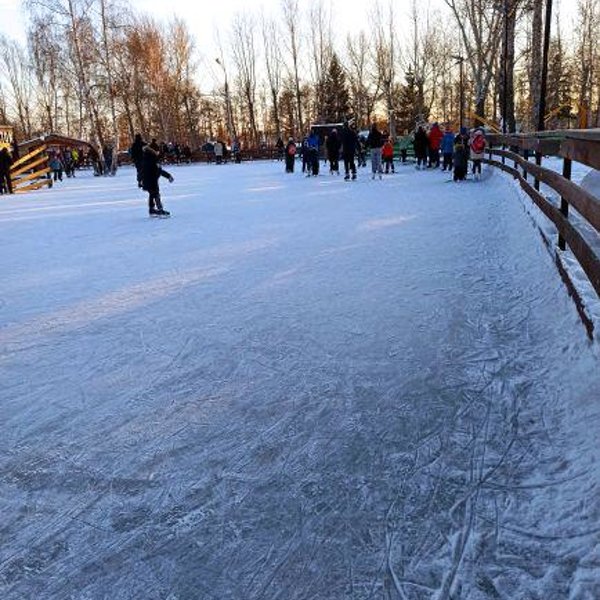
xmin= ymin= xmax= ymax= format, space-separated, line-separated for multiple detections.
xmin=0 ymin=0 xmax=599 ymax=156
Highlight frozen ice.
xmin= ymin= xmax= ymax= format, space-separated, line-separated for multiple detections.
xmin=1 ymin=159 xmax=599 ymax=599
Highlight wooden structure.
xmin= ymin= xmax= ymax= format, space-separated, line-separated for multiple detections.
xmin=485 ymin=129 xmax=600 ymax=337
xmin=8 ymin=133 xmax=97 ymax=194
xmin=10 ymin=144 xmax=52 ymax=193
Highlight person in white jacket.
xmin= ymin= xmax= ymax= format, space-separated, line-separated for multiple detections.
xmin=470 ymin=129 xmax=486 ymax=180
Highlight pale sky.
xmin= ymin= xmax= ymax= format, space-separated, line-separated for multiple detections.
xmin=0 ymin=0 xmax=447 ymax=52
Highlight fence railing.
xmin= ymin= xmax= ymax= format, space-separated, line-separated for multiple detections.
xmin=10 ymin=145 xmax=52 ymax=193
xmin=484 ymin=131 xmax=600 ymax=336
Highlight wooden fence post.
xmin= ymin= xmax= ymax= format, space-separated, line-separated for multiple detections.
xmin=523 ymin=149 xmax=529 ymax=181
xmin=558 ymin=157 xmax=572 ymax=251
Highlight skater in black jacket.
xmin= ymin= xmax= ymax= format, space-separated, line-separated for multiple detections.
xmin=340 ymin=121 xmax=358 ymax=180
xmin=141 ymin=144 xmax=173 ymax=216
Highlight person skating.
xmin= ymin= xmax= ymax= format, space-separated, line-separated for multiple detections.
xmin=326 ymin=128 xmax=341 ymax=174
xmin=366 ymin=122 xmax=385 ymax=179
xmin=340 ymin=121 xmax=358 ymax=180
xmin=284 ymin=137 xmax=297 ymax=173
xmin=141 ymin=143 xmax=174 ymax=216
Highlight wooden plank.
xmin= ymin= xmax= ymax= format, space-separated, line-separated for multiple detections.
xmin=11 ymin=154 xmax=49 ymax=178
xmin=490 ymin=148 xmax=600 ymax=233
xmin=560 ymin=137 xmax=600 ymax=171
xmin=10 ymin=144 xmax=47 ymax=170
xmin=13 ymin=167 xmax=51 ymax=186
xmin=14 ymin=177 xmax=52 ymax=193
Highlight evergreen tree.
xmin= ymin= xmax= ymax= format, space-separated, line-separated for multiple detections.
xmin=317 ymin=53 xmax=350 ymax=123
xmin=396 ymin=69 xmax=429 ymax=133
xmin=546 ymin=36 xmax=573 ymax=129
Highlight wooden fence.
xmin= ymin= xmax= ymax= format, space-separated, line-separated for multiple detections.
xmin=10 ymin=144 xmax=52 ymax=193
xmin=484 ymin=130 xmax=600 ymax=337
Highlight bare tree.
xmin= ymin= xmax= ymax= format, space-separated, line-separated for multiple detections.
xmin=308 ymin=0 xmax=333 ymax=121
xmin=262 ymin=16 xmax=283 ymax=139
xmin=346 ymin=31 xmax=378 ymax=127
xmin=0 ymin=36 xmax=35 ymax=137
xmin=444 ymin=0 xmax=504 ymax=123
xmin=231 ymin=13 xmax=259 ymax=145
xmin=371 ymin=1 xmax=399 ymax=136
xmin=281 ymin=0 xmax=304 ymax=135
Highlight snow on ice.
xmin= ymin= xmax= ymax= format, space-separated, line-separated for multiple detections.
xmin=1 ymin=158 xmax=599 ymax=599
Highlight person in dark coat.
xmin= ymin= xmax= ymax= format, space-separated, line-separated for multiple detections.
xmin=284 ymin=137 xmax=297 ymax=173
xmin=0 ymin=147 xmax=13 ymax=194
xmin=413 ymin=126 xmax=429 ymax=169
xmin=141 ymin=144 xmax=174 ymax=216
xmin=325 ymin=128 xmax=341 ymax=174
xmin=340 ymin=121 xmax=358 ymax=180
xmin=130 ymin=133 xmax=145 ymax=188
xmin=453 ymin=132 xmax=469 ymax=181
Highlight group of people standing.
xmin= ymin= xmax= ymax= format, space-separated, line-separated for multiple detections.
xmin=283 ymin=120 xmax=486 ymax=183
xmin=284 ymin=120 xmax=394 ymax=182
xmin=413 ymin=123 xmax=487 ymax=181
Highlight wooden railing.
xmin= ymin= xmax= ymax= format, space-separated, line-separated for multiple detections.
xmin=10 ymin=145 xmax=52 ymax=193
xmin=484 ymin=130 xmax=600 ymax=336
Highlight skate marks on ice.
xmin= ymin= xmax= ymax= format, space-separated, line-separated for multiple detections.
xmin=1 ymin=163 xmax=600 ymax=598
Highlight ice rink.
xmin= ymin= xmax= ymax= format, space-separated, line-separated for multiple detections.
xmin=1 ymin=159 xmax=599 ymax=599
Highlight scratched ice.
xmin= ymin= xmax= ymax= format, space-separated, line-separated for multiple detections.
xmin=1 ymin=159 xmax=599 ymax=599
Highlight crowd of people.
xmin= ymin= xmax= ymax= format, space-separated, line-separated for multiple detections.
xmin=280 ymin=120 xmax=488 ymax=183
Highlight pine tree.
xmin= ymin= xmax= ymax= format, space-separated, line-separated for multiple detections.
xmin=396 ymin=69 xmax=429 ymax=133
xmin=317 ymin=53 xmax=350 ymax=123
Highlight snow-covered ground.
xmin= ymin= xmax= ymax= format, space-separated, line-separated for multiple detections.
xmin=1 ymin=159 xmax=599 ymax=599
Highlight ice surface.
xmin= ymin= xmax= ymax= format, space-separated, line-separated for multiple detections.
xmin=1 ymin=160 xmax=599 ymax=599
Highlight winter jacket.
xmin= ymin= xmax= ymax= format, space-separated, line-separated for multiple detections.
xmin=453 ymin=137 xmax=468 ymax=171
xmin=428 ymin=124 xmax=443 ymax=151
xmin=285 ymin=140 xmax=297 ymax=156
xmin=0 ymin=148 xmax=13 ymax=174
xmin=326 ymin=131 xmax=341 ymax=158
xmin=441 ymin=132 xmax=455 ymax=154
xmin=366 ymin=126 xmax=385 ymax=149
xmin=470 ymin=132 xmax=486 ymax=160
xmin=413 ymin=128 xmax=429 ymax=158
xmin=340 ymin=126 xmax=359 ymax=156
xmin=142 ymin=145 xmax=171 ymax=193
xmin=382 ymin=141 xmax=394 ymax=159
xmin=307 ymin=133 xmax=320 ymax=149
